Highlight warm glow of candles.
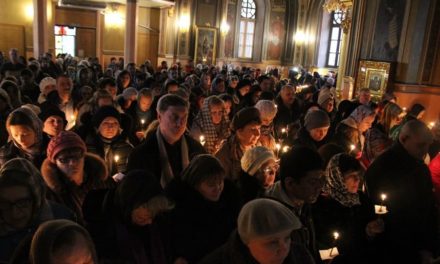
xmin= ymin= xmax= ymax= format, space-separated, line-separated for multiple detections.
xmin=199 ymin=135 xmax=206 ymax=146
xmin=381 ymin=193 xmax=387 ymax=202
xmin=281 ymin=128 xmax=286 ymax=134
xmin=140 ymin=119 xmax=145 ymax=125
xmin=428 ymin=122 xmax=435 ymax=129
xmin=350 ymin=144 xmax=356 ymax=151
xmin=275 ymin=143 xmax=281 ymax=151
xmin=333 ymin=232 xmax=339 ymax=240
xmin=114 ymin=154 xmax=120 ymax=163
xmin=282 ymin=146 xmax=289 ymax=153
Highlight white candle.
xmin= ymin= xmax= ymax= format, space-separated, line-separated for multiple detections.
xmin=199 ymin=135 xmax=206 ymax=146
xmin=375 ymin=193 xmax=388 ymax=214
xmin=329 ymin=232 xmax=339 ymax=256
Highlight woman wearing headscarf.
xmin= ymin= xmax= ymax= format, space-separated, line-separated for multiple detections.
xmin=0 ymin=80 xmax=23 ymax=109
xmin=332 ymin=105 xmax=376 ymax=155
xmin=29 ymin=219 xmax=97 ymax=264
xmin=313 ymin=153 xmax=383 ymax=264
xmin=364 ymin=102 xmax=403 ymax=166
xmin=0 ymin=107 xmax=50 ymax=169
xmin=167 ymin=154 xmax=239 ymax=263
xmin=89 ymin=170 xmax=175 ymax=263
xmin=254 ymin=100 xmax=277 ymax=151
xmin=0 ymin=158 xmax=73 ymax=263
xmin=190 ymin=96 xmax=230 ymax=154
xmin=200 ymin=198 xmax=314 ymax=264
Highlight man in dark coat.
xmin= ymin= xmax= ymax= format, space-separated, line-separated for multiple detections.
xmin=273 ymin=84 xmax=304 ymax=137
xmin=127 ymin=94 xmax=205 ymax=188
xmin=365 ymin=120 xmax=436 ymax=264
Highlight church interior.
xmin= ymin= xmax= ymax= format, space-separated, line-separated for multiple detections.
xmin=0 ymin=0 xmax=439 ymax=119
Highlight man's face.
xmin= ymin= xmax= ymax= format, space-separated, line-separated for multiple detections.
xmin=9 ymin=49 xmax=18 ymax=63
xmin=158 ymin=106 xmax=188 ymax=143
xmin=285 ymin=169 xmax=325 ymax=203
xmin=281 ymin=87 xmax=295 ymax=105
xmin=98 ymin=117 xmax=120 ymax=139
xmin=359 ymin=91 xmax=371 ymax=105
xmin=260 ymin=79 xmax=272 ymax=92
xmin=401 ymin=132 xmax=433 ymax=160
xmin=139 ymin=96 xmax=153 ymax=112
xmin=55 ymin=150 xmax=85 ymax=183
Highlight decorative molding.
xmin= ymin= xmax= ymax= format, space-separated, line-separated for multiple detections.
xmin=394 ymin=83 xmax=440 ymax=96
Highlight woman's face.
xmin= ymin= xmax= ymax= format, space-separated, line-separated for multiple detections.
xmin=236 ymin=123 xmax=261 ymax=148
xmin=309 ymin=126 xmax=330 ymax=142
xmin=51 ymin=233 xmax=94 ymax=264
xmin=120 ymin=74 xmax=131 ymax=88
xmin=196 ymin=178 xmax=224 ymax=202
xmin=322 ymin=99 xmax=334 ymax=113
xmin=55 ymin=150 xmax=85 ymax=183
xmin=247 ymin=229 xmax=292 ymax=264
xmin=215 ymin=81 xmax=225 ymax=93
xmin=202 ymin=75 xmax=211 ymax=88
xmin=343 ymin=171 xmax=361 ymax=194
xmin=224 ymin=101 xmax=232 ymax=115
xmin=256 ymin=159 xmax=278 ymax=188
xmin=358 ymin=115 xmax=375 ymax=133
xmin=131 ymin=205 xmax=153 ymax=226
xmin=229 ymin=79 xmax=238 ymax=89
xmin=239 ymin=85 xmax=251 ymax=96
xmin=210 ymin=104 xmax=224 ymax=125
xmin=0 ymin=185 xmax=33 ymax=230
xmin=43 ymin=116 xmax=64 ymax=137
xmin=98 ymin=117 xmax=120 ymax=139
xmin=9 ymin=125 xmax=36 ymax=150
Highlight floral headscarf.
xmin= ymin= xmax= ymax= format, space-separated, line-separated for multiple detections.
xmin=322 ymin=153 xmax=361 ymax=207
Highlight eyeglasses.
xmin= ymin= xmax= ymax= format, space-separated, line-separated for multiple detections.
xmin=56 ymin=153 xmax=84 ymax=164
xmin=263 ymin=165 xmax=279 ymax=175
xmin=0 ymin=197 xmax=33 ymax=212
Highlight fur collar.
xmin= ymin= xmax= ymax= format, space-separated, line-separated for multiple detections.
xmin=41 ymin=153 xmax=108 ymax=192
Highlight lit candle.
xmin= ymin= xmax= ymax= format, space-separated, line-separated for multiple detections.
xmin=350 ymin=144 xmax=356 ymax=151
xmin=282 ymin=146 xmax=289 ymax=153
xmin=275 ymin=143 xmax=281 ymax=158
xmin=329 ymin=232 xmax=339 ymax=257
xmin=140 ymin=119 xmax=145 ymax=125
xmin=428 ymin=122 xmax=435 ymax=129
xmin=114 ymin=154 xmax=120 ymax=163
xmin=114 ymin=154 xmax=120 ymax=173
xmin=402 ymin=107 xmax=407 ymax=112
xmin=375 ymin=193 xmax=388 ymax=214
xmin=281 ymin=128 xmax=286 ymax=134
xmin=70 ymin=114 xmax=76 ymax=126
xmin=199 ymin=135 xmax=206 ymax=146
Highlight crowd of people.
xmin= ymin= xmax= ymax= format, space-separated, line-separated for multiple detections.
xmin=0 ymin=48 xmax=440 ymax=264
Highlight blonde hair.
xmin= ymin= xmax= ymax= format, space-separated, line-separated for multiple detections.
xmin=379 ymin=102 xmax=402 ymax=134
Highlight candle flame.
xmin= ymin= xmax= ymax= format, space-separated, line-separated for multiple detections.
xmin=429 ymin=122 xmax=435 ymax=129
xmin=333 ymin=232 xmax=339 ymax=240
xmin=141 ymin=119 xmax=145 ymax=125
xmin=381 ymin=193 xmax=387 ymax=201
xmin=199 ymin=135 xmax=206 ymax=146
xmin=282 ymin=146 xmax=289 ymax=153
xmin=114 ymin=155 xmax=120 ymax=162
xmin=281 ymin=128 xmax=287 ymax=134
xmin=275 ymin=143 xmax=281 ymax=150
xmin=350 ymin=144 xmax=355 ymax=151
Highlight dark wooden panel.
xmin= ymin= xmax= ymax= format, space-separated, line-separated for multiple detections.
xmin=76 ymin=28 xmax=96 ymax=57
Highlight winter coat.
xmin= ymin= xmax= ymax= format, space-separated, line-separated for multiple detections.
xmin=293 ymin=127 xmax=328 ymax=151
xmin=89 ymin=189 xmax=173 ymax=264
xmin=125 ymin=101 xmax=155 ymax=146
xmin=273 ymin=96 xmax=304 ymax=135
xmin=86 ymin=133 xmax=133 ymax=177
xmin=365 ymin=142 xmax=437 ymax=263
xmin=199 ymin=230 xmax=315 ymax=264
xmin=312 ymin=193 xmax=379 ymax=264
xmin=237 ymin=171 xmax=266 ymax=206
xmin=127 ymin=130 xmax=206 ymax=183
xmin=40 ymin=153 xmax=109 ymax=222
xmin=0 ymin=134 xmax=50 ymax=169
xmin=215 ymin=135 xmax=246 ymax=182
xmin=167 ymin=180 xmax=239 ymax=263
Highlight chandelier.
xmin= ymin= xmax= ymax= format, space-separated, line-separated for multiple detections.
xmin=323 ymin=0 xmax=352 ymax=34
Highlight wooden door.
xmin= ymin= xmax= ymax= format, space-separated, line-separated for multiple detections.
xmin=76 ymin=28 xmax=96 ymax=57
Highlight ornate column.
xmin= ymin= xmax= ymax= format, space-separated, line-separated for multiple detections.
xmin=124 ymin=0 xmax=139 ymax=64
xmin=33 ymin=0 xmax=48 ymax=58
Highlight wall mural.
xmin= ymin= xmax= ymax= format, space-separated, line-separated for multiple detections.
xmin=266 ymin=11 xmax=285 ymax=61
xmin=371 ymin=0 xmax=406 ymax=61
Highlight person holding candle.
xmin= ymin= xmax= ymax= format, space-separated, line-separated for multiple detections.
xmin=216 ymin=107 xmax=262 ymax=182
xmin=389 ymin=103 xmax=426 ymax=141
xmin=85 ymin=106 xmax=133 ymax=181
xmin=238 ymin=146 xmax=278 ymax=205
xmin=126 ymin=88 xmax=156 ymax=146
xmin=190 ymin=96 xmax=231 ymax=154
xmin=199 ymin=198 xmax=314 ymax=264
xmin=127 ymin=94 xmax=206 ymax=188
xmin=313 ymin=153 xmax=383 ymax=263
xmin=273 ymin=84 xmax=304 ymax=137
xmin=254 ymin=100 xmax=278 ymax=151
xmin=0 ymin=107 xmax=50 ymax=169
xmin=265 ymin=146 xmax=325 ymax=262
xmin=41 ymin=131 xmax=109 ymax=223
xmin=363 ymin=102 xmax=403 ymax=166
xmin=365 ymin=120 xmax=437 ymax=263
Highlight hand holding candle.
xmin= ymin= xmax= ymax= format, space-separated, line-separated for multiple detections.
xmin=199 ymin=135 xmax=206 ymax=146
xmin=375 ymin=193 xmax=388 ymax=214
xmin=329 ymin=232 xmax=339 ymax=257
xmin=428 ymin=122 xmax=436 ymax=129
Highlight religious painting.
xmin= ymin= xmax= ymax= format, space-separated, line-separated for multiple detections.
xmin=266 ymin=11 xmax=285 ymax=60
xmin=194 ymin=26 xmax=217 ymax=65
xmin=356 ymin=60 xmax=391 ymax=99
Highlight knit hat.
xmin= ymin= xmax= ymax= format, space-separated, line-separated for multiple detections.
xmin=304 ymin=109 xmax=330 ymax=131
xmin=317 ymin=88 xmax=334 ymax=106
xmin=92 ymin=106 xmax=121 ymax=128
xmin=38 ymin=104 xmax=67 ymax=125
xmin=238 ymin=198 xmax=301 ymax=244
xmin=241 ymin=146 xmax=276 ymax=176
xmin=47 ymin=131 xmax=86 ymax=163
xmin=39 ymin=77 xmax=56 ymax=93
xmin=231 ymin=107 xmax=261 ymax=131
xmin=254 ymin=100 xmax=278 ymax=121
